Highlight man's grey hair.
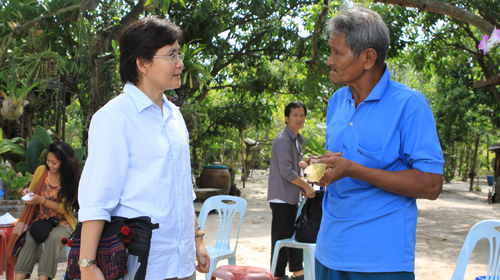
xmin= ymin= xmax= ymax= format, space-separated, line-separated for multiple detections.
xmin=325 ymin=6 xmax=390 ymax=65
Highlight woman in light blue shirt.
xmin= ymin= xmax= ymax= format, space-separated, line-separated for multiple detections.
xmin=77 ymin=17 xmax=210 ymax=280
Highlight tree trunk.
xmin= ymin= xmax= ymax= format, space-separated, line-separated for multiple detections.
xmin=457 ymin=144 xmax=465 ymax=177
xmin=469 ymin=135 xmax=480 ymax=191
xmin=239 ymin=129 xmax=246 ymax=188
xmin=462 ymin=140 xmax=471 ymax=182
xmin=494 ymin=153 xmax=500 ymax=203
xmin=78 ymin=1 xmax=147 ymax=149
xmin=451 ymin=146 xmax=457 ymax=179
xmin=487 ymin=134 xmax=490 ymax=172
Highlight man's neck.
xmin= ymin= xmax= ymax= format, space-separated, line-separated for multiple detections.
xmin=348 ymin=64 xmax=385 ymax=108
xmin=287 ymin=125 xmax=299 ymax=136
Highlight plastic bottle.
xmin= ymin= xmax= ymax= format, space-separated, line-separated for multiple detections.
xmin=0 ymin=177 xmax=5 ymax=200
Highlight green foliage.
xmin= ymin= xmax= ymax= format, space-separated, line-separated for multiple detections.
xmin=74 ymin=147 xmax=87 ymax=164
xmin=0 ymin=166 xmax=30 ymax=200
xmin=0 ymin=57 xmax=42 ymax=105
xmin=16 ymin=125 xmax=52 ymax=174
xmin=3 ymin=0 xmax=499 ymax=185
xmin=0 ymin=128 xmax=25 ymax=163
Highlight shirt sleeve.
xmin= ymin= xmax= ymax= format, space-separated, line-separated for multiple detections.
xmin=78 ymin=110 xmax=130 ymax=222
xmin=400 ymin=104 xmax=444 ymax=175
xmin=274 ymin=136 xmax=300 ymax=183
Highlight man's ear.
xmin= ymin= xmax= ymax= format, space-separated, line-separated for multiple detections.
xmin=136 ymin=57 xmax=149 ymax=76
xmin=362 ymin=48 xmax=378 ymax=70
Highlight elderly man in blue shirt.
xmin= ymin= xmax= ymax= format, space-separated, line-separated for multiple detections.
xmin=303 ymin=6 xmax=445 ymax=280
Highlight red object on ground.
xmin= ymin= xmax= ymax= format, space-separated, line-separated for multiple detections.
xmin=0 ymin=226 xmax=15 ymax=280
xmin=211 ymin=265 xmax=273 ymax=280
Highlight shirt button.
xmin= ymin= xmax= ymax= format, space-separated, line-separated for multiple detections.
xmin=178 ymin=192 xmax=181 ymax=196
xmin=176 ymin=167 xmax=178 ymax=171
xmin=351 ymin=102 xmax=354 ymax=106
xmin=349 ymin=122 xmax=353 ymax=126
xmin=180 ymin=217 xmax=183 ymax=221
xmin=179 ymin=241 xmax=181 ymax=245
xmin=172 ymin=143 xmax=174 ymax=147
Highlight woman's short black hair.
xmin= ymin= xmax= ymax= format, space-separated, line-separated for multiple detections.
xmin=118 ymin=17 xmax=182 ymax=84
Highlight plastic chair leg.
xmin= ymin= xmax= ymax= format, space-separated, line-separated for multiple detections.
xmin=303 ymin=250 xmax=311 ymax=280
xmin=206 ymin=258 xmax=219 ymax=280
xmin=302 ymin=246 xmax=315 ymax=280
xmin=228 ymin=256 xmax=236 ymax=265
xmin=0 ymin=230 xmax=6 ymax=277
xmin=270 ymin=240 xmax=284 ymax=276
xmin=5 ymin=262 xmax=13 ymax=280
xmin=309 ymin=248 xmax=315 ymax=280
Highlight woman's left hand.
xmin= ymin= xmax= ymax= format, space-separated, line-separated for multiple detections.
xmin=25 ymin=194 xmax=43 ymax=205
xmin=195 ymin=236 xmax=210 ymax=273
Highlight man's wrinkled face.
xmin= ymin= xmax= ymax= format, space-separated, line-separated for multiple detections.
xmin=326 ymin=32 xmax=366 ymax=85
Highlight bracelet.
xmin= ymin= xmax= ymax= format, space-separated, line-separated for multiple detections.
xmin=195 ymin=225 xmax=201 ymax=231
xmin=42 ymin=197 xmax=47 ymax=206
xmin=195 ymin=230 xmax=205 ymax=238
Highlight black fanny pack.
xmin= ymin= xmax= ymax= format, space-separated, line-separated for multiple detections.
xmin=30 ymin=216 xmax=60 ymax=244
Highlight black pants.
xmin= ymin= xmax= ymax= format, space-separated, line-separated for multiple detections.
xmin=270 ymin=202 xmax=304 ymax=277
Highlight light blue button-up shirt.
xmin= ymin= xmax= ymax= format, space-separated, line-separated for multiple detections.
xmin=316 ymin=67 xmax=444 ymax=273
xmin=78 ymin=83 xmax=196 ymax=279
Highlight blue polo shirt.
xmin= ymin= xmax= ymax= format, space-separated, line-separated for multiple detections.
xmin=316 ymin=67 xmax=444 ymax=273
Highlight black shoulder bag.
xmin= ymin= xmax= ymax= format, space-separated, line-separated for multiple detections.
xmin=294 ymin=190 xmax=324 ymax=243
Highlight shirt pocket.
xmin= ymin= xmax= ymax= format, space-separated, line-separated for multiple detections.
xmin=351 ymin=144 xmax=383 ymax=186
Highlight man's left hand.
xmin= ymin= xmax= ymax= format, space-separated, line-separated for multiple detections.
xmin=312 ymin=155 xmax=351 ymax=186
xmin=195 ymin=237 xmax=210 ymax=273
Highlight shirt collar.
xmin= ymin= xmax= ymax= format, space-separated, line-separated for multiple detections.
xmin=346 ymin=64 xmax=391 ymax=102
xmin=124 ymin=82 xmax=179 ymax=113
xmin=284 ymin=126 xmax=303 ymax=143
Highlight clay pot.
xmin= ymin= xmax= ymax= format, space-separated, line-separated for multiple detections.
xmin=199 ymin=165 xmax=231 ymax=195
xmin=1 ymin=98 xmax=23 ymax=120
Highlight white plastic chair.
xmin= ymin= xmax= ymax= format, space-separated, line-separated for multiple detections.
xmin=452 ymin=220 xmax=500 ymax=280
xmin=198 ymin=195 xmax=247 ymax=280
xmin=270 ymin=199 xmax=316 ymax=280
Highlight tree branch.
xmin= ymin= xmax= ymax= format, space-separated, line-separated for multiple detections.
xmin=195 ymin=31 xmax=269 ymax=103
xmin=312 ymin=0 xmax=330 ymax=61
xmin=374 ymin=0 xmax=495 ymax=34
xmin=209 ymin=84 xmax=289 ymax=94
xmin=0 ymin=2 xmax=83 ymax=67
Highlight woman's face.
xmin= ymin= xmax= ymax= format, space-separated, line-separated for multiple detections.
xmin=141 ymin=41 xmax=184 ymax=92
xmin=46 ymin=152 xmax=61 ymax=174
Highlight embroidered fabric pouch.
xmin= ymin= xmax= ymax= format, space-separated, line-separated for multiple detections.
xmin=64 ymin=216 xmax=158 ymax=280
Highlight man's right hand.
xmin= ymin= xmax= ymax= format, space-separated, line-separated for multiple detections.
xmin=303 ymin=185 xmax=316 ymax=199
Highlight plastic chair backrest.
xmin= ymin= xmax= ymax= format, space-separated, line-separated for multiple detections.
xmin=452 ymin=220 xmax=500 ymax=280
xmin=198 ymin=195 xmax=247 ymax=252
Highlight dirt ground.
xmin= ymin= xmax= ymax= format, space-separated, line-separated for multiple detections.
xmin=7 ymin=169 xmax=499 ymax=280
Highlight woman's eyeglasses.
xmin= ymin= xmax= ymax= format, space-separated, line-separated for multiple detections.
xmin=153 ymin=53 xmax=185 ymax=63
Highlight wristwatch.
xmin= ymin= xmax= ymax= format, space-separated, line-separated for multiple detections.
xmin=78 ymin=258 xmax=97 ymax=267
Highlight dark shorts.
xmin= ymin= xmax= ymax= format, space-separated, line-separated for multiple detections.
xmin=316 ymin=258 xmax=415 ymax=280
